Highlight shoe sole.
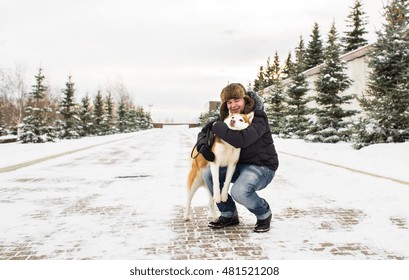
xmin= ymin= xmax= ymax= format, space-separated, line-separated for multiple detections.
xmin=207 ymin=221 xmax=239 ymax=229
xmin=253 ymin=227 xmax=270 ymax=233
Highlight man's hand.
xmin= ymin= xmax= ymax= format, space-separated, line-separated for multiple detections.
xmin=199 ymin=143 xmax=215 ymax=162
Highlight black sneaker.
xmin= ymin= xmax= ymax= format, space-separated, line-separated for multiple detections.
xmin=208 ymin=215 xmax=239 ymax=229
xmin=254 ymin=214 xmax=272 ymax=233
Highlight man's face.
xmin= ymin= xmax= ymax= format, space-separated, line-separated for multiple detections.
xmin=226 ymin=98 xmax=245 ymax=114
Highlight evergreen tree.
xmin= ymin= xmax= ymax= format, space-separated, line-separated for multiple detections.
xmin=0 ymin=76 xmax=6 ymax=135
xmin=295 ymin=36 xmax=306 ymax=70
xmin=312 ymin=22 xmax=356 ymax=143
xmin=0 ymin=98 xmax=6 ymax=136
xmin=117 ymin=97 xmax=128 ymax=132
xmin=199 ymin=107 xmax=220 ymax=126
xmin=272 ymin=51 xmax=281 ymax=82
xmin=265 ymin=77 xmax=287 ymax=135
xmin=283 ymin=47 xmax=311 ymax=138
xmin=57 ymin=75 xmax=80 ymax=139
xmin=92 ymin=90 xmax=105 ymax=135
xmin=265 ymin=52 xmax=281 ymax=87
xmin=305 ymin=22 xmax=324 ymax=69
xmin=342 ymin=0 xmax=369 ymax=53
xmin=18 ymin=68 xmax=55 ymax=143
xmin=105 ymin=93 xmax=115 ymax=133
xmin=126 ymin=107 xmax=138 ymax=131
xmin=355 ymin=0 xmax=409 ymax=147
xmin=265 ymin=57 xmax=274 ymax=87
xmin=135 ymin=106 xmax=153 ymax=130
xmin=78 ymin=94 xmax=93 ymax=136
xmin=253 ymin=65 xmax=267 ymax=92
xmin=282 ymin=52 xmax=294 ymax=79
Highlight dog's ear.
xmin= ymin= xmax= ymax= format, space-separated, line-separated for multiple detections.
xmin=246 ymin=111 xmax=254 ymax=123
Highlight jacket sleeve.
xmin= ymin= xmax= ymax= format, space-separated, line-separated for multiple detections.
xmin=211 ymin=110 xmax=269 ymax=148
xmin=196 ymin=130 xmax=206 ymax=149
xmin=196 ymin=120 xmax=215 ymax=149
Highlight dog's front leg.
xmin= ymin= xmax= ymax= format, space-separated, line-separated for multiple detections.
xmin=221 ymin=164 xmax=236 ymax=202
xmin=210 ymin=163 xmax=221 ymax=203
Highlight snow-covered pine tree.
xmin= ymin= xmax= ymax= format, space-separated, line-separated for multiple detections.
xmin=78 ymin=94 xmax=93 ymax=136
xmin=57 ymin=75 xmax=80 ymax=139
xmin=295 ymin=36 xmax=306 ymax=72
xmin=117 ymin=97 xmax=128 ymax=132
xmin=264 ymin=51 xmax=286 ymax=135
xmin=126 ymin=107 xmax=138 ymax=131
xmin=0 ymin=73 xmax=7 ymax=136
xmin=283 ymin=36 xmax=311 ymax=138
xmin=272 ymin=51 xmax=281 ymax=80
xmin=282 ymin=52 xmax=294 ymax=79
xmin=265 ymin=77 xmax=287 ymax=136
xmin=342 ymin=0 xmax=369 ymax=53
xmin=265 ymin=52 xmax=281 ymax=88
xmin=92 ymin=90 xmax=105 ymax=135
xmin=305 ymin=22 xmax=324 ymax=70
xmin=253 ymin=66 xmax=267 ymax=92
xmin=199 ymin=106 xmax=220 ymax=126
xmin=105 ymin=93 xmax=116 ymax=133
xmin=0 ymin=100 xmax=6 ymax=136
xmin=18 ymin=68 xmax=55 ymax=143
xmin=355 ymin=0 xmax=409 ymax=147
xmin=312 ymin=22 xmax=356 ymax=143
xmin=135 ymin=106 xmax=153 ymax=130
xmin=265 ymin=57 xmax=274 ymax=88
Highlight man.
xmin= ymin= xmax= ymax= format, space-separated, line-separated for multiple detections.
xmin=196 ymin=83 xmax=279 ymax=232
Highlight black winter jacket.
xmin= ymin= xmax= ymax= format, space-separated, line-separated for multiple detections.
xmin=211 ymin=109 xmax=279 ymax=171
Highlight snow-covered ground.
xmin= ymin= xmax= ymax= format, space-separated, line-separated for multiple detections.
xmin=274 ymin=137 xmax=409 ymax=184
xmin=0 ymin=126 xmax=409 ymax=278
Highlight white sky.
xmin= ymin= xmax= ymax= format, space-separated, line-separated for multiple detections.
xmin=0 ymin=0 xmax=385 ymax=122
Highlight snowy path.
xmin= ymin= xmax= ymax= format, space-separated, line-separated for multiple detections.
xmin=0 ymin=126 xmax=408 ymax=260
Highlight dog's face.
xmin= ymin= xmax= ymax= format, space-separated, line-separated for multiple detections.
xmin=224 ymin=112 xmax=254 ymax=130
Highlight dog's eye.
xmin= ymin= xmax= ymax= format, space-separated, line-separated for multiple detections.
xmin=239 ymin=119 xmax=244 ymax=122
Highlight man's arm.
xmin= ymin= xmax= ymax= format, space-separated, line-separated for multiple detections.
xmin=211 ymin=110 xmax=269 ymax=149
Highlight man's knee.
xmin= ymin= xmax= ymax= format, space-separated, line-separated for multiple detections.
xmin=230 ymin=182 xmax=252 ymax=202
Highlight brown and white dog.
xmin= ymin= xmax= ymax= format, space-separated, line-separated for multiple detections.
xmin=183 ymin=112 xmax=254 ymax=221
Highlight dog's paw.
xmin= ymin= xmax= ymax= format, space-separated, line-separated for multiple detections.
xmin=221 ymin=192 xmax=228 ymax=202
xmin=183 ymin=212 xmax=191 ymax=221
xmin=213 ymin=194 xmax=221 ymax=204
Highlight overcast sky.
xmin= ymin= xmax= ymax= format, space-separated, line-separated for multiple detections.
xmin=0 ymin=0 xmax=386 ymax=122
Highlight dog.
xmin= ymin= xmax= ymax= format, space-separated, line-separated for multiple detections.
xmin=183 ymin=112 xmax=254 ymax=221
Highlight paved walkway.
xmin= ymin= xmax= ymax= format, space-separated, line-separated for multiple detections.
xmin=1 ymin=204 xmax=406 ymax=260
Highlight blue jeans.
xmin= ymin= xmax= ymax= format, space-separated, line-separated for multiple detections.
xmin=204 ymin=163 xmax=275 ymax=220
